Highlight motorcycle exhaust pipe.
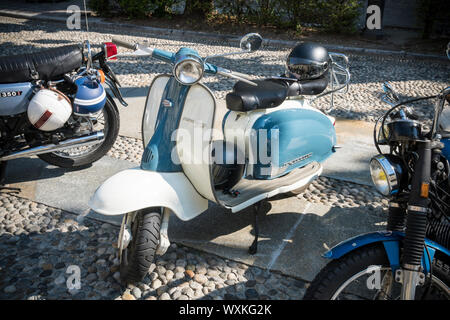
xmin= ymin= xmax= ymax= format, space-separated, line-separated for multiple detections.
xmin=0 ymin=131 xmax=105 ymax=161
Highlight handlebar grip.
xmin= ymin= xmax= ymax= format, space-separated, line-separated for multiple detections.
xmin=112 ymin=37 xmax=136 ymax=50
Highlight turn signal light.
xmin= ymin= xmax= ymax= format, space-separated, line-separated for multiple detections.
xmin=420 ymin=182 xmax=429 ymax=198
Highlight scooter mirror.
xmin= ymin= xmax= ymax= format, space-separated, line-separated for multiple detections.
xmin=240 ymin=33 xmax=263 ymax=52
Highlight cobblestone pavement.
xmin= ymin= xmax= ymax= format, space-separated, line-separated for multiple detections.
xmin=2 ymin=131 xmax=388 ymax=301
xmin=0 ymin=16 xmax=449 ymax=123
xmin=0 ymin=174 xmax=387 ymax=300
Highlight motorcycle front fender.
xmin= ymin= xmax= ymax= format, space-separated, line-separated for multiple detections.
xmin=324 ymin=231 xmax=450 ymax=274
xmin=88 ymin=167 xmax=208 ymax=221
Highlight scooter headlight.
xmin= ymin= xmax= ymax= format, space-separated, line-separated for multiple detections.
xmin=174 ymin=55 xmax=204 ymax=85
xmin=369 ymin=154 xmax=405 ymax=196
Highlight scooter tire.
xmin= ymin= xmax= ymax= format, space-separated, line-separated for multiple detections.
xmin=120 ymin=210 xmax=161 ymax=285
xmin=304 ymin=243 xmax=449 ymax=300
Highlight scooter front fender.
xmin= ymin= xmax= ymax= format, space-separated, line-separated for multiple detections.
xmin=324 ymin=231 xmax=450 ymax=274
xmin=88 ymin=168 xmax=208 ymax=221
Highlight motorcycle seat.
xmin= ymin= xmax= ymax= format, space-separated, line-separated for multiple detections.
xmin=225 ymin=79 xmax=288 ymax=112
xmin=0 ymin=45 xmax=83 ymax=84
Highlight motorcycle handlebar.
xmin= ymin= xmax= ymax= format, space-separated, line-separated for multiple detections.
xmin=112 ymin=37 xmax=137 ymax=50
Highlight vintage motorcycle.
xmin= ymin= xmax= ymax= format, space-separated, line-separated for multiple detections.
xmin=0 ymin=40 xmax=126 ymax=187
xmin=89 ymin=33 xmax=350 ymax=284
xmin=304 ymin=81 xmax=450 ymax=300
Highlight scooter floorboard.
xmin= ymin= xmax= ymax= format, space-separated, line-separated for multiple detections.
xmin=216 ymin=161 xmax=321 ymax=212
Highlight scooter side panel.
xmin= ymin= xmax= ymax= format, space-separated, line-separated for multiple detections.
xmin=88 ymin=168 xmax=209 ymax=221
xmin=250 ymin=107 xmax=336 ymax=179
xmin=0 ymin=82 xmax=33 ymax=116
xmin=176 ymin=83 xmax=216 ymax=201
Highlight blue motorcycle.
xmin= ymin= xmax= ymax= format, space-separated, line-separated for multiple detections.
xmin=304 ymin=80 xmax=450 ymax=300
xmin=88 ymin=34 xmax=350 ymax=284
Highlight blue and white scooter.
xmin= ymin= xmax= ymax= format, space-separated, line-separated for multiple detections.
xmin=88 ymin=34 xmax=350 ymax=284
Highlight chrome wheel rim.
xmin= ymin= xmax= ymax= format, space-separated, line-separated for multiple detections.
xmin=332 ymin=266 xmax=449 ymax=300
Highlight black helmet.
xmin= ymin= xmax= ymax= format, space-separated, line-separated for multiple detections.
xmin=286 ymin=42 xmax=330 ymax=80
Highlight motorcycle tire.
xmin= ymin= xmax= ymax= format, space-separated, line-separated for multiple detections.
xmin=37 ymin=97 xmax=119 ymax=168
xmin=304 ymin=243 xmax=449 ymax=300
xmin=120 ymin=210 xmax=161 ymax=285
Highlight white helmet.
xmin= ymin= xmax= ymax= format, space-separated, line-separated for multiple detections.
xmin=27 ymin=89 xmax=72 ymax=131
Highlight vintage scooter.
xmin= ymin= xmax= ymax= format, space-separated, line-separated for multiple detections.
xmin=88 ymin=33 xmax=350 ymax=284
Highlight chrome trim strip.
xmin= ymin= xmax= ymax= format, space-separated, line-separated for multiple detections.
xmin=407 ymin=205 xmax=429 ymax=213
xmin=389 ymin=202 xmax=400 ymax=208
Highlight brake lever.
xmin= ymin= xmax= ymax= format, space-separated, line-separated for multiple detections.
xmin=109 ymin=45 xmax=154 ymax=59
xmin=216 ymin=67 xmax=257 ymax=86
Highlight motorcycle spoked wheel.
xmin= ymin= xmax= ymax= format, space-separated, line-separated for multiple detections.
xmin=119 ymin=209 xmax=161 ymax=285
xmin=37 ymin=97 xmax=119 ymax=168
xmin=304 ymin=243 xmax=450 ymax=300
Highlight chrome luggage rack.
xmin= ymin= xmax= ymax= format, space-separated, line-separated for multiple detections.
xmin=312 ymin=52 xmax=351 ymax=113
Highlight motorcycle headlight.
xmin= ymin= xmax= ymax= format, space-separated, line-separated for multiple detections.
xmin=173 ymin=55 xmax=204 ymax=85
xmin=369 ymin=154 xmax=405 ymax=196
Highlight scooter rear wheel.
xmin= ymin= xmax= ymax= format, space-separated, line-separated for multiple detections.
xmin=120 ymin=209 xmax=161 ymax=285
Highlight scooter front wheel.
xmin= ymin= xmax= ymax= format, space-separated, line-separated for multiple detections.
xmin=120 ymin=209 xmax=161 ymax=285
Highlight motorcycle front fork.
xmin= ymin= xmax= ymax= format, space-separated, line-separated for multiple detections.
xmin=387 ymin=141 xmax=431 ymax=300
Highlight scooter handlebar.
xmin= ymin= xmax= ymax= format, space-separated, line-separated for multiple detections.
xmin=110 ymin=39 xmax=255 ymax=85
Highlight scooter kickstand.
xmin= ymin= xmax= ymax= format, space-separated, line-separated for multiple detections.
xmin=0 ymin=161 xmax=20 ymax=194
xmin=248 ymin=202 xmax=261 ymax=255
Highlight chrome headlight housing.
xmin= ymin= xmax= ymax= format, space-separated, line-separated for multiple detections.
xmin=369 ymin=154 xmax=406 ymax=196
xmin=173 ymin=55 xmax=204 ymax=85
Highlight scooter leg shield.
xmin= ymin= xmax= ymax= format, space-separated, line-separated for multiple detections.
xmin=88 ymin=167 xmax=209 ymax=221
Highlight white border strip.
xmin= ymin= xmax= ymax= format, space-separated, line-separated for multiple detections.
xmin=74 ymin=90 xmax=106 ymax=106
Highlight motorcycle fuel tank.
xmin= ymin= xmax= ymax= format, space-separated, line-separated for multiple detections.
xmin=0 ymin=82 xmax=34 ymax=116
xmin=223 ymin=100 xmax=336 ymax=180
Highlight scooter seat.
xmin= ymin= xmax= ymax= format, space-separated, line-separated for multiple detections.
xmin=0 ymin=45 xmax=83 ymax=84
xmin=225 ymin=79 xmax=288 ymax=112
xmin=285 ymin=75 xmax=329 ymax=96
